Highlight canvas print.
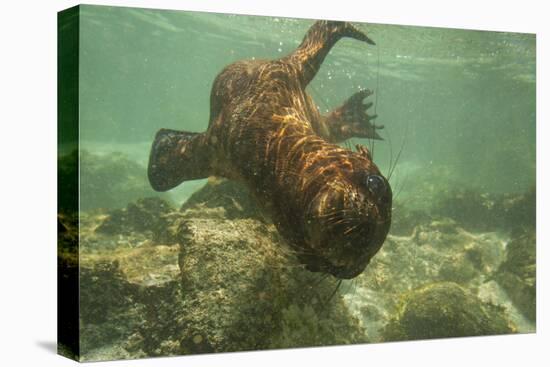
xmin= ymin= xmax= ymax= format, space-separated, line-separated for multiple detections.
xmin=57 ymin=5 xmax=536 ymax=362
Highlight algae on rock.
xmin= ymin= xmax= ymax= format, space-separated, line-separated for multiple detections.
xmin=432 ymin=187 xmax=535 ymax=233
xmin=495 ymin=229 xmax=536 ymax=322
xmin=381 ymin=282 xmax=516 ymax=341
xmin=72 ymin=170 xmax=534 ymax=360
xmin=180 ymin=178 xmax=265 ymax=220
xmin=77 ymin=180 xmax=367 ymax=360
xmin=342 ymin=218 xmax=524 ymax=341
xmin=156 ymin=215 xmax=367 ymax=355
xmin=97 ymin=197 xmax=177 ymax=243
xmin=79 ymin=261 xmax=143 ymax=355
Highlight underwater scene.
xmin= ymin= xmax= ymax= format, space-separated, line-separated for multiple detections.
xmin=57 ymin=5 xmax=535 ymax=361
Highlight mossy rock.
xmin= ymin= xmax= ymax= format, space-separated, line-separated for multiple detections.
xmin=96 ymin=197 xmax=176 ymax=243
xmin=438 ymin=251 xmax=481 ymax=285
xmin=134 ymin=216 xmax=367 ymax=356
xmin=180 ymin=178 xmax=265 ymax=221
xmin=433 ymin=189 xmax=500 ymax=232
xmin=432 ymin=187 xmax=535 ymax=233
xmin=269 ymin=303 xmax=366 ymax=349
xmin=496 ymin=229 xmax=536 ymax=322
xmin=390 ymin=201 xmax=432 ymax=236
xmin=79 ymin=261 xmax=143 ymax=352
xmin=382 ymin=282 xmax=515 ymax=341
xmin=77 ymin=239 xmax=182 ymax=360
xmin=83 ymin=194 xmax=368 ymax=358
xmin=501 ymin=187 xmax=535 ymax=231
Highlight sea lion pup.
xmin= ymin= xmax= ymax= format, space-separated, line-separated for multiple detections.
xmin=148 ymin=20 xmax=392 ymax=279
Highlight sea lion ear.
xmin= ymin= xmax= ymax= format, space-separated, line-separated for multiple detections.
xmin=355 ymin=144 xmax=372 ymax=160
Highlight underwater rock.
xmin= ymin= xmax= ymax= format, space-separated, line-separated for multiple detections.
xmin=437 ymin=252 xmax=480 ymax=285
xmin=77 ymin=193 xmax=366 ymax=360
xmin=344 ymin=224 xmax=515 ymax=340
xmin=395 ymin=161 xmax=535 ymax=234
xmin=59 ymin=150 xmax=171 ymax=211
xmin=495 ymin=229 xmax=536 ymax=322
xmin=79 ymin=261 xmax=143 ymax=354
xmin=96 ymin=197 xmax=177 ymax=243
xmin=357 ymin=226 xmax=494 ymax=297
xmin=381 ymin=282 xmax=515 ymax=341
xmin=180 ymin=178 xmax=265 ymax=221
xmin=432 ymin=187 xmax=535 ymax=233
xmin=137 ymin=216 xmax=367 ymax=355
xmin=78 ymin=242 xmax=181 ymax=361
xmin=389 ymin=201 xmax=432 ymax=236
xmin=433 ymin=189 xmax=501 ymax=232
xmin=75 ymin=180 xmax=532 ymax=360
xmin=500 ymin=187 xmax=536 ymax=230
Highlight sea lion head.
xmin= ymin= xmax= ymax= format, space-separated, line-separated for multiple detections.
xmin=302 ymin=146 xmax=392 ymax=279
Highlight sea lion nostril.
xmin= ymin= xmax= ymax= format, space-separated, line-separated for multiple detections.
xmin=366 ymin=174 xmax=386 ymax=196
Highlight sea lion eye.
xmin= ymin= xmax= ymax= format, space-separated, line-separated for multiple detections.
xmin=365 ymin=174 xmax=386 ymax=196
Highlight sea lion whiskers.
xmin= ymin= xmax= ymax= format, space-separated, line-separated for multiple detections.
xmin=343 ymin=223 xmax=362 ymax=236
xmin=325 ymin=211 xmax=359 ymax=226
xmin=316 ymin=206 xmax=355 ymax=219
xmin=385 ymin=119 xmax=408 ymax=183
xmin=324 ymin=279 xmax=343 ymax=305
xmin=388 ymin=131 xmax=406 ymax=182
xmin=391 ymin=170 xmax=410 ymax=202
xmin=312 ymin=272 xmax=332 ymax=286
xmin=351 ymin=278 xmax=359 ymax=298
xmin=316 ymin=206 xmax=357 ymax=222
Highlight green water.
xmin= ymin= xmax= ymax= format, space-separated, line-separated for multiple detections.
xmin=76 ymin=5 xmax=535 ymax=206
xmin=59 ymin=5 xmax=537 ymax=360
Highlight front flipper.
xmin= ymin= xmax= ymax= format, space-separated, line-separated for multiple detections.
xmin=148 ymin=129 xmax=212 ymax=192
xmin=285 ymin=20 xmax=375 ymax=86
xmin=324 ymin=89 xmax=384 ymax=143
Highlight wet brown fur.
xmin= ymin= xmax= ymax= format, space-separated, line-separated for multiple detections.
xmin=148 ymin=20 xmax=392 ymax=279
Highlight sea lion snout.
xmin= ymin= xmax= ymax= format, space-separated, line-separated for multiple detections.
xmin=303 ymin=171 xmax=392 ymax=279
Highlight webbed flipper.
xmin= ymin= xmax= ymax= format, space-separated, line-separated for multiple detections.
xmin=285 ymin=20 xmax=375 ymax=86
xmin=148 ymin=129 xmax=212 ymax=191
xmin=323 ymin=89 xmax=384 ymax=143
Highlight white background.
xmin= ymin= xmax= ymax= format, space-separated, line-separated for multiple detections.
xmin=0 ymin=0 xmax=547 ymax=365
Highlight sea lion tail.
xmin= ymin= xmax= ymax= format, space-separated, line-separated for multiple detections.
xmin=148 ymin=129 xmax=212 ymax=192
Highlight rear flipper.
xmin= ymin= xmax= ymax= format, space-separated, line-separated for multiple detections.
xmin=286 ymin=21 xmax=375 ymax=86
xmin=148 ymin=129 xmax=212 ymax=192
xmin=323 ymin=89 xmax=384 ymax=143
